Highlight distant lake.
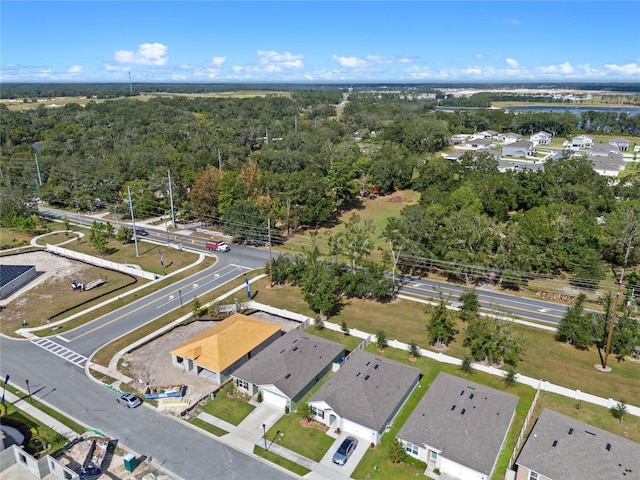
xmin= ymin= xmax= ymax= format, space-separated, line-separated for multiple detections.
xmin=437 ymin=105 xmax=640 ymax=116
xmin=503 ymin=106 xmax=640 ymax=116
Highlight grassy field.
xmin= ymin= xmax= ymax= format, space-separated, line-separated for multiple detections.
xmin=249 ymin=277 xmax=640 ymax=409
xmin=199 ymin=382 xmax=255 ymax=426
xmin=277 ymin=190 xmax=420 ymax=257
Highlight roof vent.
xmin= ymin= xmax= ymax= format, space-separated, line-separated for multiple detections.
xmin=585 ymin=431 xmax=596 ymax=436
xmin=374 ymin=364 xmax=379 ymax=369
xmin=451 ymin=405 xmax=456 ymax=411
xmin=469 ymin=393 xmax=474 ymax=400
xmin=285 ymin=373 xmax=291 ymax=379
xmin=606 ymin=443 xmax=611 ymax=451
xmin=364 ymin=375 xmax=370 ymax=380
xmin=460 ymin=390 xmax=465 ymax=396
xmin=366 ymin=361 xmax=371 ymax=366
xmin=460 ymin=409 xmax=466 ymax=415
xmin=552 ymin=440 xmax=558 ymax=447
xmin=568 ymin=428 xmax=574 ymax=435
xmin=356 ymin=372 xmax=361 ymax=377
xmin=293 ymin=347 xmax=298 ymax=352
xmin=280 ymin=349 xmax=286 ymax=354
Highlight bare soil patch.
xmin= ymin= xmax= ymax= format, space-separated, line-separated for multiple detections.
xmin=0 ymin=251 xmax=133 ymax=335
xmin=57 ymin=436 xmax=174 ymax=480
xmin=119 ymin=313 xmax=300 ymax=404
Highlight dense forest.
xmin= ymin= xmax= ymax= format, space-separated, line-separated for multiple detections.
xmin=2 ymin=87 xmax=640 ymax=292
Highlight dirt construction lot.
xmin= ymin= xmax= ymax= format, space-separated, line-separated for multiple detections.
xmin=120 ymin=313 xmax=300 ymax=403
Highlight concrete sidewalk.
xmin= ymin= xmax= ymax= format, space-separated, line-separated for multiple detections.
xmin=2 ymin=390 xmax=80 ymax=441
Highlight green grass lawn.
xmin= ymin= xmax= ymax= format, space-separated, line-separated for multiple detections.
xmin=187 ymin=417 xmax=228 ymax=437
xmin=277 ymin=190 xmax=420 ymax=257
xmin=267 ymin=410 xmax=337 ymax=462
xmin=253 ymin=445 xmax=311 ymax=476
xmin=199 ymin=382 xmax=255 ymax=426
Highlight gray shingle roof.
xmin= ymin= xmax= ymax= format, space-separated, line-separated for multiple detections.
xmin=516 ymin=409 xmax=640 ymax=480
xmin=397 ymin=372 xmax=518 ymax=476
xmin=309 ymin=350 xmax=420 ymax=432
xmin=504 ymin=140 xmax=534 ymax=149
xmin=232 ymin=330 xmax=344 ymax=400
xmin=0 ymin=265 xmax=36 ymax=288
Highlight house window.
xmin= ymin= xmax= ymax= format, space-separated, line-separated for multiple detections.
xmin=428 ymin=450 xmax=438 ymax=464
xmin=404 ymin=441 xmax=419 ymax=456
xmin=310 ymin=406 xmax=325 ymax=419
xmin=528 ymin=472 xmax=539 ymax=480
xmin=235 ymin=378 xmax=248 ymax=390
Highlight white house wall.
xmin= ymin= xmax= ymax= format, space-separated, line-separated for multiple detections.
xmin=342 ymin=418 xmax=379 ymax=445
xmin=261 ymin=386 xmax=290 ymax=410
xmin=439 ymin=456 xmax=488 ymax=480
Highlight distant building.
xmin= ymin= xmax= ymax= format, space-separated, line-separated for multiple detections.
xmin=569 ymin=135 xmax=594 ymax=150
xmin=502 ymin=140 xmax=534 ymax=158
xmin=498 ymin=132 xmax=523 ymax=144
xmin=530 ymin=131 xmax=552 ymax=145
xmin=609 ymin=137 xmax=631 ymax=151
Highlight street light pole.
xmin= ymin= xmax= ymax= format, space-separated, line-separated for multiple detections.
xmin=262 ymin=423 xmax=267 ymax=450
xmin=26 ymin=379 xmax=32 ymax=404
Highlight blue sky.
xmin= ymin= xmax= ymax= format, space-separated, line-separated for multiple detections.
xmin=2 ymin=1 xmax=639 ymax=83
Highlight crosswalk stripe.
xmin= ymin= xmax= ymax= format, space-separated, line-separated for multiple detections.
xmin=30 ymin=338 xmax=88 ymax=368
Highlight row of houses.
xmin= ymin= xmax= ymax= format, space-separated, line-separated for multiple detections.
xmin=169 ymin=313 xmax=640 ymax=480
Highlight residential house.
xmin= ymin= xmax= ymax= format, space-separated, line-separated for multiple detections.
xmin=231 ymin=330 xmax=344 ymax=412
xmin=497 ymin=160 xmax=545 ymax=173
xmin=590 ymin=143 xmax=619 ymax=156
xmin=464 ymin=138 xmax=494 ymax=150
xmin=170 ymin=313 xmax=282 ymax=384
xmin=498 ymin=132 xmax=523 ymax=144
xmin=502 ymin=140 xmax=534 ymax=158
xmin=308 ymin=350 xmax=420 ymax=445
xmin=609 ymin=137 xmax=631 ymax=151
xmin=530 ymin=131 xmax=552 ymax=146
xmin=450 ymin=133 xmax=471 ymax=145
xmin=0 ymin=444 xmax=79 ymax=480
xmin=590 ymin=153 xmax=626 ymax=177
xmin=470 ymin=130 xmax=499 ymax=140
xmin=442 ymin=151 xmax=467 ymax=161
xmin=569 ymin=134 xmax=594 ymax=150
xmin=397 ymin=373 xmax=518 ymax=480
xmin=515 ymin=409 xmax=640 ymax=480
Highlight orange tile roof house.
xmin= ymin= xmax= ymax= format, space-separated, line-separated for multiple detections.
xmin=170 ymin=313 xmax=282 ymax=385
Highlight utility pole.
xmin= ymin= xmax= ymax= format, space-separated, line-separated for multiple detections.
xmin=34 ymin=152 xmax=42 ymax=186
xmin=294 ymin=116 xmax=297 ymax=133
xmin=128 ymin=186 xmax=140 ymax=257
xmin=268 ymin=218 xmax=273 ymax=287
xmin=168 ymin=169 xmax=176 ymax=229
xmin=74 ymin=198 xmax=81 ymax=224
xmin=218 ymin=148 xmax=222 ymax=170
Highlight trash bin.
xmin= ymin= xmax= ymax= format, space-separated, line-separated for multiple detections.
xmin=123 ymin=453 xmax=137 ymax=472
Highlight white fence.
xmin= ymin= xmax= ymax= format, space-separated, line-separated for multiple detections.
xmin=241 ymin=301 xmax=640 ymax=418
xmin=46 ymin=245 xmax=157 ymax=280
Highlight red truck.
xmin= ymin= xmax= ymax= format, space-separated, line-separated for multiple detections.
xmin=205 ymin=240 xmax=230 ymax=252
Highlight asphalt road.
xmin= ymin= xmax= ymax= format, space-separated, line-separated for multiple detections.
xmin=1 ymin=340 xmax=295 ymax=480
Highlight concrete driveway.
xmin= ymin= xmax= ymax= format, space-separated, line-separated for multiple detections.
xmin=309 ymin=433 xmax=370 ymax=479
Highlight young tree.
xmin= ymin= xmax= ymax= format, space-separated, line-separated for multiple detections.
xmin=460 ymin=355 xmax=474 ymax=376
xmin=89 ymin=220 xmax=108 ymax=254
xmin=387 ymin=439 xmax=407 ymax=464
xmin=426 ymin=297 xmax=457 ymax=347
xmin=380 ymin=217 xmax=409 ymax=293
xmin=192 ymin=296 xmax=202 ymax=318
xmin=503 ymin=366 xmax=517 ymax=388
xmin=63 ymin=216 xmax=70 ymax=236
xmin=555 ymin=294 xmax=596 ymax=349
xmin=115 ymin=226 xmax=132 ymax=244
xmin=464 ymin=317 xmax=525 ymax=367
xmin=298 ymin=402 xmax=312 ymax=420
xmin=459 ymin=289 xmax=480 ymax=322
xmin=376 ymin=330 xmax=388 ymax=351
xmin=335 ymin=213 xmax=374 ymax=273
xmin=341 ymin=321 xmax=349 ymax=337
xmin=301 ymin=262 xmax=341 ymax=319
xmin=408 ymin=340 xmax=420 ymax=360
xmin=610 ymin=400 xmax=627 ymax=423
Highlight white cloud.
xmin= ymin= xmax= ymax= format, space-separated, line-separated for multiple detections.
xmin=538 ymin=62 xmax=576 ymax=75
xmin=257 ymin=50 xmax=303 ymax=69
xmin=211 ymin=56 xmax=226 ymax=67
xmin=365 ymin=55 xmax=412 ymax=65
xmin=475 ymin=54 xmax=486 ymax=59
xmin=114 ymin=43 xmax=168 ymax=66
xmin=333 ymin=55 xmax=368 ymax=68
xmin=604 ymin=62 xmax=640 ymax=75
xmin=504 ymin=18 xmax=521 ymax=25
xmin=505 ymin=58 xmax=519 ymax=68
xmin=68 ymin=65 xmax=83 ymax=74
